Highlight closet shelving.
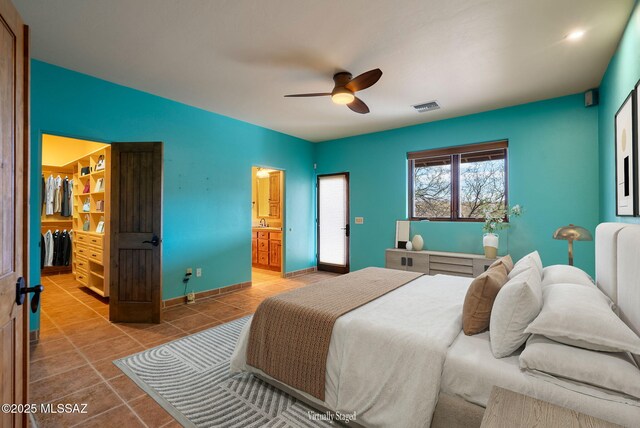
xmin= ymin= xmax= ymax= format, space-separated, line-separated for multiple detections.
xmin=72 ymin=146 xmax=111 ymax=297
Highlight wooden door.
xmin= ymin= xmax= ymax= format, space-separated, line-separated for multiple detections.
xmin=317 ymin=173 xmax=350 ymax=273
xmin=109 ymin=143 xmax=163 ymax=323
xmin=269 ymin=172 xmax=280 ymax=202
xmin=0 ymin=0 xmax=29 ymax=425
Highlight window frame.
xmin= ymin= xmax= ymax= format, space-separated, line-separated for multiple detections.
xmin=407 ymin=140 xmax=509 ymax=222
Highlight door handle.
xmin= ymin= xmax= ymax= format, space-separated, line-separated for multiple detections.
xmin=407 ymin=257 xmax=413 ymax=267
xmin=15 ymin=277 xmax=44 ymax=313
xmin=401 ymin=257 xmax=407 ymax=266
xmin=340 ymin=224 xmax=350 ymax=237
xmin=142 ymin=235 xmax=161 ymax=247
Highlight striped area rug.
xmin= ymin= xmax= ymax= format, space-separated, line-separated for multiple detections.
xmin=114 ymin=316 xmax=334 ymax=427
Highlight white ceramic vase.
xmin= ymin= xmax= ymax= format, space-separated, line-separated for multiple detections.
xmin=483 ymin=233 xmax=499 ymax=259
xmin=411 ymin=234 xmax=424 ymax=251
xmin=405 ymin=241 xmax=413 ymax=251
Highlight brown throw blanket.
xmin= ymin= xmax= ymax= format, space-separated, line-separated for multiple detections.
xmin=246 ymin=267 xmax=423 ymax=400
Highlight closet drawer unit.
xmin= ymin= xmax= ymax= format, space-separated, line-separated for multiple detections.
xmin=258 ymin=251 xmax=269 ymax=265
xmin=269 ymin=232 xmax=282 ymax=241
xmin=88 ymin=235 xmax=103 ymax=247
xmin=88 ymin=247 xmax=103 ymax=264
xmin=76 ymin=271 xmax=88 ymax=285
xmin=76 ymin=244 xmax=90 ymax=258
xmin=76 ymin=233 xmax=89 ymax=244
xmin=258 ymin=239 xmax=269 ymax=252
xmin=76 ymin=256 xmax=89 ymax=272
xmin=257 ymin=231 xmax=269 ymax=240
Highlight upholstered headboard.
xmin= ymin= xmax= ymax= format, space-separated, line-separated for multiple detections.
xmin=595 ymin=223 xmax=640 ymax=336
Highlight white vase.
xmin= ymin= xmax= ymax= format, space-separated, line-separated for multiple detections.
xmin=483 ymin=233 xmax=499 ymax=259
xmin=411 ymin=234 xmax=424 ymax=251
xmin=405 ymin=241 xmax=413 ymax=251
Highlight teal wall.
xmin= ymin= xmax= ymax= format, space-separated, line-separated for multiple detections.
xmin=30 ymin=60 xmax=316 ymax=330
xmin=315 ymin=94 xmax=599 ymax=275
xmin=598 ymin=2 xmax=640 ymax=224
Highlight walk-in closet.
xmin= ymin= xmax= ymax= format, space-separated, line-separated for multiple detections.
xmin=41 ymin=135 xmax=112 ymax=299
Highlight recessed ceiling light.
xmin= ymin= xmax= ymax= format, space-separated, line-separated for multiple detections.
xmin=566 ymin=30 xmax=585 ymax=41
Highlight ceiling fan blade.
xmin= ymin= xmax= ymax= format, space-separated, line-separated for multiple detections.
xmin=347 ymin=97 xmax=370 ymax=114
xmin=284 ymin=93 xmax=331 ymax=97
xmin=345 ymin=68 xmax=382 ymax=92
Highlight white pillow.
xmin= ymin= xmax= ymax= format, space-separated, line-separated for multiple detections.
xmin=525 ymin=283 xmax=640 ymax=353
xmin=541 ymin=265 xmax=594 ymax=288
xmin=520 ymin=335 xmax=640 ymax=400
xmin=509 ymin=251 xmax=543 ymax=279
xmin=490 ymin=266 xmax=543 ymax=358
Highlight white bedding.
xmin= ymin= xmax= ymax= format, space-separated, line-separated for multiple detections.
xmin=231 ymin=274 xmax=472 ymax=428
xmin=441 ymin=331 xmax=640 ymax=427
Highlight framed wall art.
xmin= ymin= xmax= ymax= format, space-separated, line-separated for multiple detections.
xmin=615 ymin=91 xmax=636 ymax=216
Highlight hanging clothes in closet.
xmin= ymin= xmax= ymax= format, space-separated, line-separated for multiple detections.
xmin=43 ymin=229 xmax=54 ymax=267
xmin=68 ymin=179 xmax=73 ymax=216
xmin=40 ymin=234 xmax=45 ymax=269
xmin=61 ymin=177 xmax=71 ymax=217
xmin=41 ymin=175 xmax=45 ymax=215
xmin=45 ymin=174 xmax=54 ymax=215
xmin=53 ymin=175 xmax=62 ymax=213
xmin=41 ymin=229 xmax=71 ymax=267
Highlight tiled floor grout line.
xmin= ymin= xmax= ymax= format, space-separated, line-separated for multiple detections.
xmin=38 ymin=276 xmax=152 ymax=428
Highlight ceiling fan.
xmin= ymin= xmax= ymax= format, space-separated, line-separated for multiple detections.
xmin=284 ymin=68 xmax=383 ymax=114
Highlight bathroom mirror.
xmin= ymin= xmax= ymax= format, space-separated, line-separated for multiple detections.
xmin=256 ymin=176 xmax=271 ymax=217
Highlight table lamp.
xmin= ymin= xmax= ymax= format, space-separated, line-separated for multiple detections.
xmin=552 ymin=224 xmax=593 ymax=266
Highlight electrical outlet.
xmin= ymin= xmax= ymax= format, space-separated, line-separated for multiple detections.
xmin=196 ymin=268 xmax=202 ymax=277
xmin=186 ymin=291 xmax=195 ymax=304
xmin=355 ymin=217 xmax=364 ymax=224
xmin=186 ymin=268 xmax=193 ymax=275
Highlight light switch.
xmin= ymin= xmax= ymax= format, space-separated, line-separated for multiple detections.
xmin=355 ymin=217 xmax=364 ymax=224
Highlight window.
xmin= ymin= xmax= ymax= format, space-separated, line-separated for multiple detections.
xmin=408 ymin=141 xmax=508 ymax=221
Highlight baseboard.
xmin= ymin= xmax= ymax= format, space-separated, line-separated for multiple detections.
xmin=30 ymin=330 xmax=40 ymax=343
xmin=163 ymin=281 xmax=252 ymax=308
xmin=163 ymin=267 xmax=318 ymax=308
xmin=284 ymin=266 xmax=317 ymax=278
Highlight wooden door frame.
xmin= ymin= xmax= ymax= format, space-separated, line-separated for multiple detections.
xmin=316 ymin=172 xmax=350 ymax=274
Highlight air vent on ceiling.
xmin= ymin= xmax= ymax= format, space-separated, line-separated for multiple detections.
xmin=412 ymin=101 xmax=440 ymax=113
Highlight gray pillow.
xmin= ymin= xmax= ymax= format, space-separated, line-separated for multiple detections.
xmin=521 ymin=335 xmax=640 ymax=400
xmin=509 ymin=251 xmax=543 ymax=279
xmin=490 ymin=266 xmax=543 ymax=358
xmin=541 ymin=265 xmax=594 ymax=288
xmin=525 ymin=283 xmax=640 ymax=353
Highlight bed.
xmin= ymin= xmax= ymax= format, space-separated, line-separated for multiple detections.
xmin=230 ymin=223 xmax=640 ymax=427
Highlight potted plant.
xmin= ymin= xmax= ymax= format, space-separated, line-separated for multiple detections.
xmin=482 ymin=204 xmax=523 ymax=259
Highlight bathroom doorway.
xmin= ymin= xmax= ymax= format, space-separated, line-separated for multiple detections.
xmin=251 ymin=167 xmax=284 ymax=286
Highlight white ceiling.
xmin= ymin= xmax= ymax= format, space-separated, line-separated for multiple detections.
xmin=15 ymin=0 xmax=634 ymax=142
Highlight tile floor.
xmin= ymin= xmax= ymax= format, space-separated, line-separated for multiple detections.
xmin=31 ymin=268 xmax=336 ymax=427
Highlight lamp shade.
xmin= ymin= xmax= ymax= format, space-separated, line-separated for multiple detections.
xmin=552 ymin=224 xmax=593 ymax=241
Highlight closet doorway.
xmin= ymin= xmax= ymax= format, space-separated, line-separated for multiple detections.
xmin=41 ymin=135 xmax=112 ymax=319
xmin=40 ymin=136 xmax=164 ymax=325
xmin=251 ymin=167 xmax=285 ymax=286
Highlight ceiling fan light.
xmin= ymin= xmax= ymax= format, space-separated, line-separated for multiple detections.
xmin=331 ymin=88 xmax=355 ymax=105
